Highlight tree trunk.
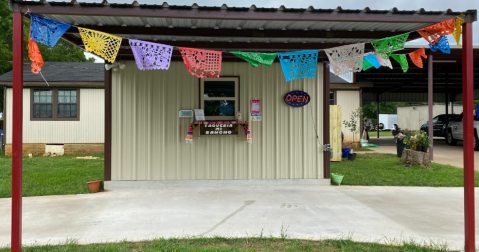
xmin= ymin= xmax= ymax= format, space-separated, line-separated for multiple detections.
xmin=399 ymin=149 xmax=432 ymax=169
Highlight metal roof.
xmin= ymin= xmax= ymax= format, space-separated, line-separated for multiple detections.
xmin=0 ymin=62 xmax=104 ymax=85
xmin=10 ymin=1 xmax=476 ymax=58
xmin=8 ymin=1 xmax=478 ymax=100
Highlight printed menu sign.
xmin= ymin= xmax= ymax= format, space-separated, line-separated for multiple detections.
xmin=250 ymin=99 xmax=262 ymax=121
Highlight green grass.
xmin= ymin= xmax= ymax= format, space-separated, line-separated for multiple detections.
xmin=368 ymin=130 xmax=395 ymax=137
xmin=0 ymin=154 xmax=104 ymax=198
xmin=331 ymin=153 xmax=479 ymax=187
xmin=0 ymin=237 xmax=454 ymax=252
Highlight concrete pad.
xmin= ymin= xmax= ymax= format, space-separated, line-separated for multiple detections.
xmin=357 ymin=136 xmax=479 ymax=171
xmin=0 ymin=181 xmax=478 ymax=250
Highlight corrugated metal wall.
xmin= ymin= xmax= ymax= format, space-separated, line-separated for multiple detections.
xmin=336 ymin=90 xmax=360 ymax=142
xmin=397 ymin=105 xmax=463 ymax=131
xmin=455 ymin=90 xmax=479 ymax=101
xmin=6 ymin=88 xmax=104 ymax=144
xmin=111 ymin=61 xmax=324 ymax=180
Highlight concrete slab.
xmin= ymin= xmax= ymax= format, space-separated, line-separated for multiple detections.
xmin=0 ymin=181 xmax=478 ymax=251
xmin=357 ymin=136 xmax=479 ymax=171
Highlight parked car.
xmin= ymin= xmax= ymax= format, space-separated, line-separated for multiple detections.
xmin=420 ymin=114 xmax=459 ymax=138
xmin=446 ymin=112 xmax=479 ymax=151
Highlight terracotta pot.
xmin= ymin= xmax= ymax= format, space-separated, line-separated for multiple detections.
xmin=86 ymin=180 xmax=102 ymax=193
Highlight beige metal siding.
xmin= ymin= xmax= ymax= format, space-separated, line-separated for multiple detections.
xmin=336 ymin=90 xmax=360 ymax=142
xmin=111 ymin=61 xmax=324 ymax=180
xmin=6 ymin=88 xmax=104 ymax=144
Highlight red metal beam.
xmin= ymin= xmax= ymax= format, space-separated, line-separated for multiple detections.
xmin=10 ymin=2 xmax=465 ymax=23
xmin=428 ymin=55 xmax=433 ymax=160
xmin=104 ymin=66 xmax=112 ymax=181
xmin=11 ymin=11 xmax=23 ymax=252
xmin=462 ymin=21 xmax=475 ymax=252
xmin=323 ymin=63 xmax=330 ymax=178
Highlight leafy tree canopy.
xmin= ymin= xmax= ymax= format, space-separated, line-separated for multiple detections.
xmin=0 ymin=0 xmax=94 ymax=113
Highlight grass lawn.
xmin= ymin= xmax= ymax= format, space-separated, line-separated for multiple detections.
xmin=331 ymin=153 xmax=479 ymax=187
xmin=0 ymin=153 xmax=104 ymax=198
xmin=368 ymin=130 xmax=395 ymax=137
xmin=0 ymin=237 xmax=452 ymax=252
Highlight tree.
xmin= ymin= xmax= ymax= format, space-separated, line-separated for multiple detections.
xmin=362 ymin=102 xmax=411 ymax=124
xmin=343 ymin=107 xmax=362 ymax=143
xmin=0 ymin=0 xmax=94 ymax=111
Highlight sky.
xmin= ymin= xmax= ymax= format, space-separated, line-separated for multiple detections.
xmin=85 ymin=0 xmax=478 ymax=62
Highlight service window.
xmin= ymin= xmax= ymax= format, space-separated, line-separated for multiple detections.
xmin=200 ymin=77 xmax=239 ymax=120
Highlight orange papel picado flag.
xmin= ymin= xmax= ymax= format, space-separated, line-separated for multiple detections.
xmin=28 ymin=30 xmax=44 ymax=74
xmin=408 ymin=48 xmax=427 ymax=68
xmin=416 ymin=18 xmax=455 ymax=45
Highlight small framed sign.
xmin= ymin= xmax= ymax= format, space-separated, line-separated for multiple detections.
xmin=194 ymin=109 xmax=205 ymax=121
xmin=179 ymin=110 xmax=193 ymax=118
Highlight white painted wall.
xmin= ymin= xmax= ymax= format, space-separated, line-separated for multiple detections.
xmin=397 ymin=104 xmax=462 ymax=131
xmin=6 ymin=88 xmax=104 ymax=144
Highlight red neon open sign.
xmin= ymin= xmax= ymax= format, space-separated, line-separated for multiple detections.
xmin=284 ymin=91 xmax=311 ymax=107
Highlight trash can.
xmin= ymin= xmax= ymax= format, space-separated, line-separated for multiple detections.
xmin=341 ymin=148 xmax=351 ymax=158
xmin=396 ymin=135 xmax=406 ymax=158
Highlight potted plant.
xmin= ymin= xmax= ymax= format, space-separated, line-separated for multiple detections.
xmin=86 ymin=180 xmax=103 ymax=193
xmin=343 ymin=107 xmax=362 ymax=148
xmin=347 ymin=149 xmax=356 ymax=161
xmin=331 ymin=173 xmax=344 ymax=185
xmin=417 ymin=131 xmax=430 ymax=153
xmin=403 ymin=130 xmax=418 ymax=151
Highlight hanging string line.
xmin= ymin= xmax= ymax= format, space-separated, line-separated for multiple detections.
xmin=29 ymin=13 xmax=466 ymax=56
xmin=35 ymin=62 xmax=49 ymax=86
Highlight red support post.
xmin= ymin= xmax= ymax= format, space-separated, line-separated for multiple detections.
xmin=462 ymin=21 xmax=475 ymax=252
xmin=323 ymin=62 xmax=330 ymax=178
xmin=427 ymin=55 xmax=433 ymax=160
xmin=11 ymin=12 xmax=24 ymax=252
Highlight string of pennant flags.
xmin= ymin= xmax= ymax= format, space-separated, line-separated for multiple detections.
xmin=28 ymin=13 xmax=466 ymax=80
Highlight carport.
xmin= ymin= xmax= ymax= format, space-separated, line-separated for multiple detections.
xmin=7 ymin=1 xmax=477 ymax=251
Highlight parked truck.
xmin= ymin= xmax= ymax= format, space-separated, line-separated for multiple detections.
xmin=446 ymin=112 xmax=479 ymax=151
